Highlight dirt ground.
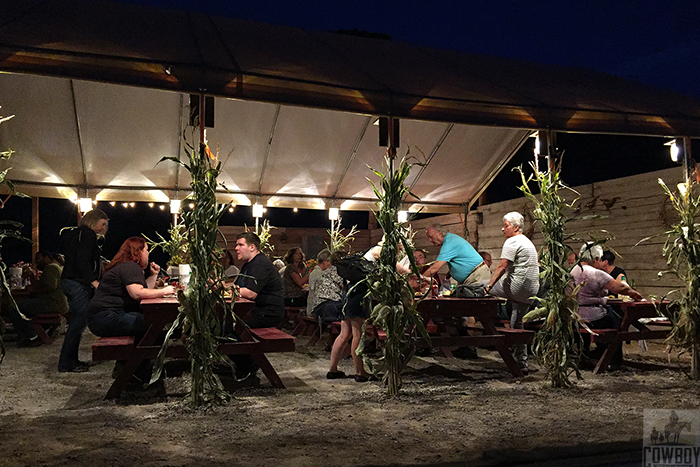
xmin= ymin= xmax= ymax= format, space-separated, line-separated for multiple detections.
xmin=0 ymin=327 xmax=698 ymax=467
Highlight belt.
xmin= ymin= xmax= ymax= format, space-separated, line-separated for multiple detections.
xmin=467 ymin=262 xmax=486 ymax=276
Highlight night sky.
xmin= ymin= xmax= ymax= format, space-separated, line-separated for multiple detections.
xmin=1 ymin=0 xmax=698 ymax=265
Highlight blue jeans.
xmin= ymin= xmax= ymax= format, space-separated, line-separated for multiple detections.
xmin=88 ymin=310 xmax=147 ymax=343
xmin=58 ymin=279 xmax=93 ymax=370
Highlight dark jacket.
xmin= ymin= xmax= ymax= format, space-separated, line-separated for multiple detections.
xmin=59 ymin=226 xmax=102 ymax=285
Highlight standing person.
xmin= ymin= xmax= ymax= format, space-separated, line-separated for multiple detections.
xmin=282 ymin=247 xmax=309 ymax=307
xmin=10 ymin=251 xmax=68 ymax=347
xmin=328 ymin=245 xmax=386 ymax=383
xmin=57 ymin=208 xmax=108 ymax=373
xmin=234 ymin=232 xmax=285 ymax=328
xmin=422 ymin=224 xmax=490 ymax=285
xmin=484 ymin=212 xmax=540 ymax=374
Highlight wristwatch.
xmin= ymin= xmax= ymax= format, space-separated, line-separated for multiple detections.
xmin=485 ymin=284 xmax=492 ymax=292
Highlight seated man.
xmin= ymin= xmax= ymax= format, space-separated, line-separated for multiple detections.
xmin=600 ymin=250 xmax=626 ymax=282
xmin=409 ymin=249 xmax=440 ymax=292
xmin=234 ymin=232 xmax=285 ymax=328
xmin=422 ymin=224 xmax=490 ymax=286
xmin=306 ymin=249 xmax=332 ymax=316
xmin=9 ymin=251 xmax=69 ymax=347
xmin=311 ymin=251 xmax=345 ymax=323
xmin=479 ymin=251 xmax=493 ymax=270
xmin=600 ymin=250 xmax=627 ymax=298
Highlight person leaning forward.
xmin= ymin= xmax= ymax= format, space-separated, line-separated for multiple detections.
xmin=422 ymin=224 xmax=490 ymax=285
xmin=234 ymin=232 xmax=285 ymax=328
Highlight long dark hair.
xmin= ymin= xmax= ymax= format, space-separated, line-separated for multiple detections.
xmin=104 ymin=237 xmax=146 ymax=273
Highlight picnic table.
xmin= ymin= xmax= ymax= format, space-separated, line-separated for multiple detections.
xmin=415 ymin=297 xmax=532 ymax=377
xmin=92 ymin=296 xmax=295 ymax=399
xmin=592 ymin=299 xmax=670 ymax=374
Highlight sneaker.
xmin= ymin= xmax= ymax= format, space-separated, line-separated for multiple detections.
xmin=58 ymin=364 xmax=89 ymax=373
xmin=17 ymin=336 xmax=42 ymax=348
xmin=58 ymin=361 xmax=90 ymax=373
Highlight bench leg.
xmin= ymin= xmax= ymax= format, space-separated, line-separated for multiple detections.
xmin=249 ymin=352 xmax=285 ymax=389
xmin=31 ymin=323 xmax=53 ymax=345
xmin=105 ymin=357 xmax=143 ymax=399
xmin=594 ymin=340 xmax=622 ymax=374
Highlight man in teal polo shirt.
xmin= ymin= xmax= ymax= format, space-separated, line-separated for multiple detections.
xmin=422 ymin=224 xmax=491 ymax=285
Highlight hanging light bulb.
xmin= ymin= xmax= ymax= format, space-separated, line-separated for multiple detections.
xmin=78 ymin=198 xmax=93 ymax=213
xmin=328 ymin=207 xmax=339 ymax=221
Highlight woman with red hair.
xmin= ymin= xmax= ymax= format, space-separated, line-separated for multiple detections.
xmin=88 ymin=237 xmax=175 ymax=344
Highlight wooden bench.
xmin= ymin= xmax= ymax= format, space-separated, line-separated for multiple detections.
xmin=93 ymin=326 xmax=296 ymax=398
xmin=30 ymin=313 xmax=63 ymax=344
xmin=250 ymin=327 xmax=296 ymax=352
xmin=92 ymin=336 xmax=136 ymax=361
xmin=494 ymin=327 xmax=536 ymax=345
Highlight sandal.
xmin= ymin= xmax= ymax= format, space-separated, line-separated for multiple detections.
xmin=326 ymin=370 xmax=346 ymax=379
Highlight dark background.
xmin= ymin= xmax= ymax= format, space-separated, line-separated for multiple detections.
xmin=1 ymin=0 xmax=698 ymax=266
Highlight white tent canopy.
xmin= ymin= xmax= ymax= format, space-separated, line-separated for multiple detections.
xmin=1 ymin=0 xmax=699 ymax=212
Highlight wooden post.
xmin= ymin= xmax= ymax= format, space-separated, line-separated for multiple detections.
xmin=31 ymin=197 xmax=39 ymax=264
xmin=681 ymin=136 xmax=700 ymax=379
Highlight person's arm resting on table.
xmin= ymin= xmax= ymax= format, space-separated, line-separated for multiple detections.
xmin=126 ymin=262 xmax=175 ymax=300
xmin=420 ymin=260 xmax=446 ymax=280
xmin=237 ymin=286 xmax=258 ymax=301
xmin=605 ymin=279 xmax=643 ymax=301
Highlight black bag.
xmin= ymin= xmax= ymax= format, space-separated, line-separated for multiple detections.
xmin=335 ymin=253 xmax=375 ymax=284
xmin=453 ymin=283 xmax=486 ymax=298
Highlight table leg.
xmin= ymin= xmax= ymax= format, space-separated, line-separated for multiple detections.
xmin=593 ymin=339 xmax=621 ymax=374
xmin=479 ymin=316 xmax=523 ymax=377
xmin=249 ymin=352 xmax=285 ymax=388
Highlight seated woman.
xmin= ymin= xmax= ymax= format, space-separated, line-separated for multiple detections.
xmin=571 ymin=242 xmax=642 ymax=368
xmin=10 ymin=251 xmax=68 ymax=347
xmin=88 ymin=237 xmax=175 ymax=345
xmin=282 ymin=247 xmax=309 ymax=307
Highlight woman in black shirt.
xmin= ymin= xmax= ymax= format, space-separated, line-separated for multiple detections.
xmin=88 ymin=237 xmax=174 ymax=342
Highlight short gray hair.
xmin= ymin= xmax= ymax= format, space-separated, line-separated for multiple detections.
xmin=430 ymin=223 xmax=448 ymax=235
xmin=579 ymin=242 xmax=603 ymax=263
xmin=503 ymin=212 xmax=524 ymax=231
xmin=316 ymin=249 xmax=332 ymax=263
